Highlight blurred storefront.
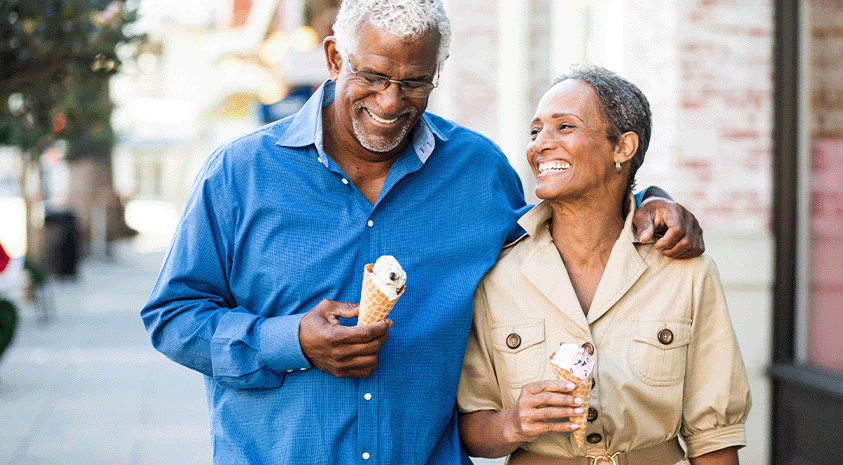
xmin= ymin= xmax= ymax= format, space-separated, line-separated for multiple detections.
xmin=771 ymin=0 xmax=843 ymax=463
xmin=112 ymin=0 xmax=334 ymax=242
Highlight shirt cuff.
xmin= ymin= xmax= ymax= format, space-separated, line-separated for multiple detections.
xmin=683 ymin=423 xmax=747 ymax=458
xmin=259 ymin=313 xmax=311 ymax=373
xmin=636 ymin=185 xmax=673 ymax=205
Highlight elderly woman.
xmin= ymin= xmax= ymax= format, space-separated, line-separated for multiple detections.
xmin=457 ymin=66 xmax=750 ymax=465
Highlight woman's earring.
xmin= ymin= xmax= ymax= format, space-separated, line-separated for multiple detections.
xmin=615 ymin=160 xmax=622 ymax=174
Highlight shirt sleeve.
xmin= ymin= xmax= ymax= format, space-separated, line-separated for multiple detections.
xmin=635 ymin=185 xmax=674 ymax=205
xmin=141 ymin=150 xmax=310 ymax=390
xmin=680 ymin=256 xmax=752 ymax=457
xmin=458 ymin=284 xmax=504 ymax=413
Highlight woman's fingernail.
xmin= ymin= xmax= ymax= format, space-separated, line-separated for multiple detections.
xmin=566 ymin=382 xmax=576 ymax=390
xmin=574 ymin=407 xmax=584 ymax=414
xmin=570 ymin=424 xmax=580 ymax=430
xmin=574 ymin=397 xmax=583 ymax=405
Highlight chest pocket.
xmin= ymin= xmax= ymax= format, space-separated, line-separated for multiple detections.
xmin=630 ymin=317 xmax=692 ymax=386
xmin=490 ymin=319 xmax=546 ymax=387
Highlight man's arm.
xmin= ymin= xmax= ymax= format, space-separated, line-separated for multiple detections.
xmin=633 ymin=187 xmax=705 ymax=259
xmin=141 ymin=158 xmax=391 ymax=388
xmin=140 ymin=166 xmax=304 ymax=389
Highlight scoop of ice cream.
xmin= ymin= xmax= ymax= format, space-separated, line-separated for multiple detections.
xmin=369 ymin=255 xmax=406 ymax=301
xmin=550 ymin=342 xmax=594 ymax=381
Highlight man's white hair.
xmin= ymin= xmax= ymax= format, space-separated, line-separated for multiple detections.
xmin=332 ymin=0 xmax=451 ymax=71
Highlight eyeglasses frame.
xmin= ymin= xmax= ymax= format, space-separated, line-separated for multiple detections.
xmin=345 ymin=58 xmax=439 ymax=98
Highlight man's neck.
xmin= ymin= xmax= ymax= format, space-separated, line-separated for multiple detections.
xmin=322 ymin=106 xmax=409 ymax=205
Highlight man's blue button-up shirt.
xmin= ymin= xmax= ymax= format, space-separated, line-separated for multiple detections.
xmin=141 ymin=80 xmax=528 ymax=464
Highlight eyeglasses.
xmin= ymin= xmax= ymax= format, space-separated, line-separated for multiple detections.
xmin=346 ymin=58 xmax=438 ymax=98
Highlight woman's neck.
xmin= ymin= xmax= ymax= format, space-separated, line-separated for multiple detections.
xmin=547 ymin=196 xmax=625 ymax=315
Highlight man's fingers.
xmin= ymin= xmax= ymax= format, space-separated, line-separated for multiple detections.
xmin=633 ymin=214 xmax=655 ymax=243
xmin=654 ymin=223 xmax=685 ymax=251
xmin=330 ymin=302 xmax=360 ymax=320
xmin=324 ymin=353 xmax=381 ymax=378
xmin=327 ymin=330 xmax=390 ymax=359
xmin=299 ymin=299 xmax=392 ymax=378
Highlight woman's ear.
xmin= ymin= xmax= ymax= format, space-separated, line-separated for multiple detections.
xmin=614 ymin=131 xmax=639 ymax=164
xmin=323 ymin=36 xmax=343 ymax=81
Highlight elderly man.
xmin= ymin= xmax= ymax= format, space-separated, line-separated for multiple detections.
xmin=141 ymin=0 xmax=703 ymax=463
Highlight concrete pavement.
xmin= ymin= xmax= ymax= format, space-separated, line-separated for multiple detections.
xmin=0 ymin=239 xmax=210 ymax=465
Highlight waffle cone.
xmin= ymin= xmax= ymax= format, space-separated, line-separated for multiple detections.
xmin=550 ymin=360 xmax=592 ymax=450
xmin=358 ymin=263 xmax=404 ymax=325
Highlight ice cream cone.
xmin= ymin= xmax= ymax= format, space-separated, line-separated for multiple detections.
xmin=358 ymin=263 xmax=404 ymax=325
xmin=550 ymin=359 xmax=592 ymax=450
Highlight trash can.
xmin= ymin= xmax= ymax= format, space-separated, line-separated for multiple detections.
xmin=0 ymin=299 xmax=17 ymax=363
xmin=42 ymin=210 xmax=79 ymax=278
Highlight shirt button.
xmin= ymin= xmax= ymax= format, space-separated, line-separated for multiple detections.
xmin=582 ymin=342 xmax=595 ymax=355
xmin=367 ymin=220 xmax=374 ymax=227
xmin=505 ymin=333 xmax=521 ymax=349
xmin=658 ymin=328 xmax=674 ymax=345
xmin=587 ymin=407 xmax=598 ymax=422
xmin=342 ymin=178 xmax=349 ymax=185
xmin=362 ymin=452 xmax=371 ymax=460
xmin=587 ymin=433 xmax=602 ymax=444
xmin=364 ymin=393 xmax=372 ymax=401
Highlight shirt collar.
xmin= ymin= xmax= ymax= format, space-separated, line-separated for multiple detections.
xmin=517 ymin=194 xmax=641 ymax=243
xmin=276 ymin=79 xmax=447 ymax=167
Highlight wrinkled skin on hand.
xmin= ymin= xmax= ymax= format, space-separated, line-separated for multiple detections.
xmin=504 ymin=379 xmax=583 ymax=444
xmin=299 ymin=299 xmax=391 ymax=378
xmin=633 ymin=198 xmax=705 ymax=259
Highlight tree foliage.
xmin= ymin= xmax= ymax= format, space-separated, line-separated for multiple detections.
xmin=0 ymin=0 xmax=143 ymax=159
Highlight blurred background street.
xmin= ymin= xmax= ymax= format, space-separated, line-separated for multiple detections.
xmin=1 ymin=0 xmax=842 ymax=463
xmin=0 ymin=238 xmax=211 ymax=465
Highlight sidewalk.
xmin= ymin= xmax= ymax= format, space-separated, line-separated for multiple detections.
xmin=0 ymin=238 xmax=505 ymax=465
xmin=0 ymin=239 xmax=210 ymax=465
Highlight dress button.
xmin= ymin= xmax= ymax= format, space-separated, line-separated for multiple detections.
xmin=367 ymin=220 xmax=374 ymax=227
xmin=506 ymin=333 xmax=521 ymax=349
xmin=362 ymin=452 xmax=370 ymax=460
xmin=587 ymin=433 xmax=602 ymax=444
xmin=658 ymin=328 xmax=674 ymax=345
xmin=364 ymin=393 xmax=372 ymax=401
xmin=342 ymin=178 xmax=349 ymax=185
xmin=591 ymin=378 xmax=596 ymax=389
xmin=587 ymin=407 xmax=598 ymax=422
xmin=582 ymin=342 xmax=595 ymax=355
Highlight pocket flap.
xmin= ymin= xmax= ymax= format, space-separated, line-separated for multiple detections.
xmin=632 ymin=317 xmax=692 ymax=349
xmin=491 ymin=319 xmax=545 ymax=354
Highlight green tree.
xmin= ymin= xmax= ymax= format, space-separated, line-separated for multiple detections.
xmin=0 ymin=0 xmax=142 ymax=259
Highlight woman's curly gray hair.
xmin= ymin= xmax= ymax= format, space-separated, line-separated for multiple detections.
xmin=332 ymin=0 xmax=451 ymax=72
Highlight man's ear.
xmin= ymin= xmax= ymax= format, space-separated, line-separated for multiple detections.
xmin=614 ymin=131 xmax=639 ymax=165
xmin=324 ymin=36 xmax=343 ymax=81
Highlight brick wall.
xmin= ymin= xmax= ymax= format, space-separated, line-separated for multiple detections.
xmin=444 ymin=0 xmax=499 ymax=138
xmin=442 ymin=0 xmax=774 ymax=234
xmin=811 ymin=0 xmax=843 ymax=137
xmin=633 ymin=0 xmax=774 ymax=234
